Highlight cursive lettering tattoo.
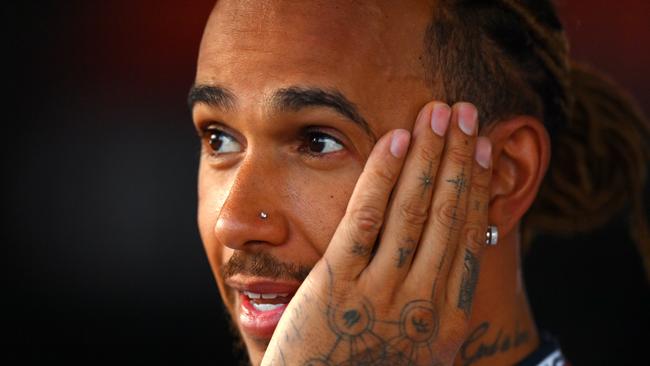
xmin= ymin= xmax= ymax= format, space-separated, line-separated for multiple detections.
xmin=460 ymin=321 xmax=530 ymax=366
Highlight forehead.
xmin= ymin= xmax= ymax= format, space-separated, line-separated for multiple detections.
xmin=196 ymin=0 xmax=434 ymax=133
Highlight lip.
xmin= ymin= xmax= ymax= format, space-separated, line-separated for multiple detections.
xmin=225 ymin=276 xmax=300 ymax=339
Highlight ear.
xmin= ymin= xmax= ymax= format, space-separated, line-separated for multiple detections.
xmin=483 ymin=116 xmax=551 ymax=237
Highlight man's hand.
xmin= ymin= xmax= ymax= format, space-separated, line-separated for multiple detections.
xmin=262 ymin=101 xmax=493 ymax=366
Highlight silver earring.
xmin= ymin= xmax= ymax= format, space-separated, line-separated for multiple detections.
xmin=486 ymin=225 xmax=498 ymax=246
xmin=259 ymin=211 xmax=268 ymax=220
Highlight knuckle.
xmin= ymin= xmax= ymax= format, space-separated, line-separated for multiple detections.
xmin=415 ymin=144 xmax=439 ymax=165
xmin=469 ymin=179 xmax=490 ymax=198
xmin=368 ymin=166 xmax=397 ymax=187
xmin=348 ymin=204 xmax=384 ymax=236
xmin=398 ymin=199 xmax=429 ymax=228
xmin=445 ymin=145 xmax=473 ymax=165
xmin=434 ymin=199 xmax=467 ymax=230
xmin=462 ymin=226 xmax=484 ymax=253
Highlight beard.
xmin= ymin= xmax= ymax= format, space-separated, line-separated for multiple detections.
xmin=221 ymin=250 xmax=313 ymax=282
xmin=223 ymin=304 xmax=251 ymax=366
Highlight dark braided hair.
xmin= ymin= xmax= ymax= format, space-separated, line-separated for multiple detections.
xmin=423 ymin=0 xmax=650 ymax=280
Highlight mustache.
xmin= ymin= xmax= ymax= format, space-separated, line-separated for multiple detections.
xmin=221 ymin=251 xmax=313 ymax=282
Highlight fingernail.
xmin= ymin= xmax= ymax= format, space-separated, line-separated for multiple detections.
xmin=458 ymin=103 xmax=478 ymax=136
xmin=390 ymin=129 xmax=410 ymax=158
xmin=475 ymin=137 xmax=492 ymax=169
xmin=431 ymin=103 xmax=451 ymax=136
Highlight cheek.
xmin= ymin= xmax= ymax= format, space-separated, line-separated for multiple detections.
xmin=285 ymin=162 xmax=361 ymax=256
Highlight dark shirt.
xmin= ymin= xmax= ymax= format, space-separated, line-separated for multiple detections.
xmin=517 ymin=333 xmax=568 ymax=366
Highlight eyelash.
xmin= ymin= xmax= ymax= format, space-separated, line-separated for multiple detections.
xmin=198 ymin=125 xmax=346 ymax=159
xmin=298 ymin=128 xmax=345 ymax=158
xmin=197 ymin=124 xmax=237 ymax=159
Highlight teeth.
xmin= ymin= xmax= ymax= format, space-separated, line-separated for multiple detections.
xmin=243 ymin=291 xmax=261 ymax=299
xmin=243 ymin=291 xmax=289 ymax=299
xmin=251 ymin=303 xmax=284 ymax=312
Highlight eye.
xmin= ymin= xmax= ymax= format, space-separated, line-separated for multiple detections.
xmin=206 ymin=129 xmax=241 ymax=155
xmin=303 ymin=131 xmax=344 ymax=155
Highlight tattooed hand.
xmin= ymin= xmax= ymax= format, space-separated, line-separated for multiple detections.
xmin=262 ymin=102 xmax=493 ymax=366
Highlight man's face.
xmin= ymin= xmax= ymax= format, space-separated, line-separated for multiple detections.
xmin=193 ymin=0 xmax=434 ymax=362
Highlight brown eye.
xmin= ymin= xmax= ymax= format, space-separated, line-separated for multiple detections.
xmin=305 ymin=132 xmax=343 ymax=154
xmin=207 ymin=130 xmax=241 ymax=154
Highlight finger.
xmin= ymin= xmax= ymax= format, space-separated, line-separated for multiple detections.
xmin=409 ymin=102 xmax=479 ymax=297
xmin=367 ymin=102 xmax=450 ymax=286
xmin=446 ymin=136 xmax=492 ymax=318
xmin=324 ymin=129 xmax=410 ymax=278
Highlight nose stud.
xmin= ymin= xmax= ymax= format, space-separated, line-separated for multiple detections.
xmin=259 ymin=211 xmax=268 ymax=220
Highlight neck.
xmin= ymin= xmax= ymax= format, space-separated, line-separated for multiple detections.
xmin=454 ymin=228 xmax=540 ymax=366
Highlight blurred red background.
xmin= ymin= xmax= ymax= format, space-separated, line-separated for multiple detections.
xmin=40 ymin=1 xmax=650 ymax=112
xmin=31 ymin=0 xmax=650 ymax=111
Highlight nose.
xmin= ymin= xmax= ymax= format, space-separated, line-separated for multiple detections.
xmin=214 ymin=157 xmax=289 ymax=251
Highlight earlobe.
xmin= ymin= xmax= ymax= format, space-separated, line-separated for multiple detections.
xmin=484 ymin=116 xmax=551 ymax=237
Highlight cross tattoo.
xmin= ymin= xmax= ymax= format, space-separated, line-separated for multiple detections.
xmin=446 ymin=167 xmax=467 ymax=199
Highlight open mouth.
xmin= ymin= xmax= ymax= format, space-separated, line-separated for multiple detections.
xmin=226 ymin=278 xmax=299 ymax=339
xmin=243 ymin=291 xmax=291 ymax=311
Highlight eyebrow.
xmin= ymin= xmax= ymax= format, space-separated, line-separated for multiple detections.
xmin=188 ymin=84 xmax=376 ymax=141
xmin=187 ymin=84 xmax=237 ymax=112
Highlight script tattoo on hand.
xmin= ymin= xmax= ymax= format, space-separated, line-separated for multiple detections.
xmin=459 ymin=321 xmax=531 ymax=366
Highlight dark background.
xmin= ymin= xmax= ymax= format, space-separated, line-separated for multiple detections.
xmin=6 ymin=1 xmax=649 ymax=365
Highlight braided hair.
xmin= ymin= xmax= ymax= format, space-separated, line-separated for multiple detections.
xmin=423 ymin=0 xmax=650 ymax=280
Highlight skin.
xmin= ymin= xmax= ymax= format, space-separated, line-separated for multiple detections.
xmin=192 ymin=1 xmax=551 ymax=365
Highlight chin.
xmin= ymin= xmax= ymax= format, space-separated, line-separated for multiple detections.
xmin=224 ymin=285 xmax=293 ymax=366
xmin=241 ymin=338 xmax=267 ymax=366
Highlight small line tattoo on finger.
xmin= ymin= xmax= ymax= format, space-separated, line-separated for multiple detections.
xmin=350 ymin=242 xmax=370 ymax=256
xmin=397 ymin=247 xmax=415 ymax=267
xmin=458 ymin=249 xmax=480 ymax=317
